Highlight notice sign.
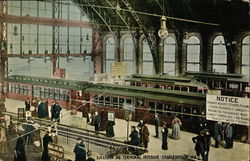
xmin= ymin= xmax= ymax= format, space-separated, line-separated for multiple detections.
xmin=111 ymin=62 xmax=127 ymax=76
xmin=206 ymin=95 xmax=249 ymax=126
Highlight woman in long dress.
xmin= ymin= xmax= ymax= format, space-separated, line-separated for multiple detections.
xmin=171 ymin=115 xmax=182 ymax=139
xmin=14 ymin=136 xmax=26 ymax=161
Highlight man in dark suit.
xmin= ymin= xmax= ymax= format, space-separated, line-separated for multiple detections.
xmin=154 ymin=114 xmax=160 ymax=138
xmin=51 ymin=101 xmax=62 ymax=122
xmin=73 ymin=138 xmax=86 ymax=161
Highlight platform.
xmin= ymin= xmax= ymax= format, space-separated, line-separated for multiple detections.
xmin=2 ymin=99 xmax=250 ymax=161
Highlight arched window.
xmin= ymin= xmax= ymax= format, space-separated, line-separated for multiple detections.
xmin=124 ymin=37 xmax=134 ymax=75
xmin=164 ymin=36 xmax=176 ymax=75
xmin=105 ymin=37 xmax=115 ymax=74
xmin=142 ymin=39 xmax=154 ymax=74
xmin=213 ymin=36 xmax=227 ymax=73
xmin=242 ymin=35 xmax=250 ymax=78
xmin=187 ymin=36 xmax=200 ymax=71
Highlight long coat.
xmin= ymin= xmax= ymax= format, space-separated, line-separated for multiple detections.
xmin=154 ymin=117 xmax=159 ymax=128
xmin=42 ymin=134 xmax=53 ymax=161
xmin=73 ymin=142 xmax=86 ymax=161
xmin=51 ymin=104 xmax=62 ymax=120
xmin=129 ymin=130 xmax=139 ymax=146
xmin=100 ymin=110 xmax=107 ymax=131
xmin=161 ymin=128 xmax=168 ymax=150
xmin=213 ymin=122 xmax=222 ymax=141
xmin=192 ymin=135 xmax=207 ymax=155
xmin=106 ymin=121 xmax=115 ymax=137
xmin=38 ymin=102 xmax=47 ymax=118
xmin=142 ymin=126 xmax=150 ymax=143
xmin=225 ymin=125 xmax=233 ymax=139
xmin=25 ymin=100 xmax=31 ymax=111
xmin=14 ymin=137 xmax=26 ymax=161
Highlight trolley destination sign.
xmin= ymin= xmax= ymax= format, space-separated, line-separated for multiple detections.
xmin=206 ymin=95 xmax=250 ymax=126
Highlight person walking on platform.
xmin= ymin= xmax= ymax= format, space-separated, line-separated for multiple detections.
xmin=42 ymin=131 xmax=53 ymax=161
xmin=204 ymin=129 xmax=211 ymax=161
xmin=213 ymin=122 xmax=222 ymax=148
xmin=38 ymin=99 xmax=47 ymax=118
xmin=25 ymin=98 xmax=31 ymax=111
xmin=225 ymin=123 xmax=233 ymax=149
xmin=161 ymin=123 xmax=168 ymax=150
xmin=94 ymin=112 xmax=101 ymax=134
xmin=99 ymin=108 xmax=107 ymax=131
xmin=73 ymin=138 xmax=86 ymax=161
xmin=137 ymin=120 xmax=144 ymax=146
xmin=142 ymin=123 xmax=150 ymax=150
xmin=14 ymin=136 xmax=26 ymax=161
xmin=154 ymin=114 xmax=160 ymax=138
xmin=192 ymin=130 xmax=207 ymax=161
xmin=171 ymin=115 xmax=182 ymax=139
xmin=51 ymin=101 xmax=62 ymax=122
xmin=129 ymin=126 xmax=140 ymax=154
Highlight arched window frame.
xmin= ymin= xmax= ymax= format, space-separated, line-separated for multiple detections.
xmin=122 ymin=36 xmax=135 ymax=76
xmin=241 ymin=35 xmax=250 ymax=78
xmin=186 ymin=35 xmax=200 ymax=72
xmin=103 ymin=36 xmax=115 ymax=74
xmin=142 ymin=37 xmax=154 ymax=75
xmin=212 ymin=35 xmax=227 ymax=73
xmin=163 ymin=35 xmax=176 ymax=75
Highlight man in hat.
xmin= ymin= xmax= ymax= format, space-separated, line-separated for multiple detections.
xmin=129 ymin=126 xmax=140 ymax=154
xmin=42 ymin=131 xmax=53 ymax=161
xmin=154 ymin=114 xmax=160 ymax=138
xmin=51 ymin=101 xmax=62 ymax=122
xmin=73 ymin=138 xmax=86 ymax=161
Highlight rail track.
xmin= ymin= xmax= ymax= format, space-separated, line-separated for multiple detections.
xmin=4 ymin=111 xmax=145 ymax=156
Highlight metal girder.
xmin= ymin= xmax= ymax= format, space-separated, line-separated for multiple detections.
xmin=105 ymin=0 xmax=138 ymax=49
xmin=0 ymin=14 xmax=93 ymax=28
xmin=4 ymin=53 xmax=97 ymax=58
xmin=121 ymin=0 xmax=156 ymax=57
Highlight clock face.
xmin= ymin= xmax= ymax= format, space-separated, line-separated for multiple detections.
xmin=158 ymin=29 xmax=168 ymax=39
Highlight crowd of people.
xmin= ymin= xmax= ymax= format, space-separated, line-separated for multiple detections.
xmin=20 ymin=98 xmax=236 ymax=161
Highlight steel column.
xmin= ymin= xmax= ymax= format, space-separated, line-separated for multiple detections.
xmin=0 ymin=0 xmax=7 ymax=118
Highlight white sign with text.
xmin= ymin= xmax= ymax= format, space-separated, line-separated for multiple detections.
xmin=206 ymin=95 xmax=249 ymax=126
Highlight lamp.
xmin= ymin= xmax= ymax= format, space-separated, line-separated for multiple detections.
xmin=13 ymin=25 xmax=18 ymax=36
xmin=158 ymin=16 xmax=168 ymax=39
xmin=183 ymin=32 xmax=189 ymax=43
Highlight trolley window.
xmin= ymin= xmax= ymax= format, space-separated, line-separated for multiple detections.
xmin=33 ymin=86 xmax=39 ymax=97
xmin=149 ymin=101 xmax=156 ymax=112
xmin=99 ymin=95 xmax=104 ymax=105
xmin=112 ymin=97 xmax=118 ymax=108
xmin=93 ymin=95 xmax=98 ymax=104
xmin=136 ymin=98 xmax=145 ymax=107
xmin=126 ymin=98 xmax=132 ymax=104
xmin=49 ymin=88 xmax=54 ymax=99
xmin=156 ymin=102 xmax=164 ymax=114
xmin=23 ymin=86 xmax=28 ymax=95
xmin=39 ymin=87 xmax=44 ymax=98
xmin=59 ymin=90 xmax=64 ymax=100
xmin=105 ymin=96 xmax=110 ymax=106
xmin=64 ymin=91 xmax=69 ymax=101
xmin=55 ymin=89 xmax=60 ymax=100
xmin=119 ymin=98 xmax=125 ymax=108
xmin=11 ymin=83 xmax=15 ymax=92
xmin=44 ymin=88 xmax=49 ymax=98
xmin=19 ymin=84 xmax=24 ymax=95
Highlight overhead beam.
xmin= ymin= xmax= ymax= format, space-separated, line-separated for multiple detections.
xmin=0 ymin=14 xmax=93 ymax=28
xmin=4 ymin=53 xmax=100 ymax=58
